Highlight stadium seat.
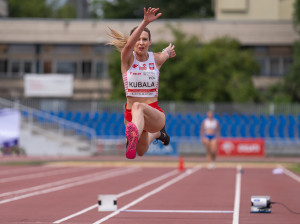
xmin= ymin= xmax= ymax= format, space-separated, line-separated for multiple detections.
xmin=239 ymin=124 xmax=247 ymax=137
xmin=277 ymin=114 xmax=287 ymax=139
xmin=258 ymin=115 xmax=268 ymax=138
xmin=220 ymin=124 xmax=228 ymax=137
xmin=241 ymin=114 xmax=250 ymax=125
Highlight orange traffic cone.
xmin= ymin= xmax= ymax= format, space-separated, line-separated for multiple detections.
xmin=178 ymin=156 xmax=184 ymax=171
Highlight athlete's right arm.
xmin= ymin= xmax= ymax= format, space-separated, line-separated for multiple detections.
xmin=121 ymin=7 xmax=161 ymax=70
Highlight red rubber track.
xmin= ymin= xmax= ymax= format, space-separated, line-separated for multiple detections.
xmin=0 ymin=164 xmax=299 ymax=224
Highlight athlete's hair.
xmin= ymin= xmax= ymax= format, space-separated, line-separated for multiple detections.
xmin=107 ymin=26 xmax=151 ymax=52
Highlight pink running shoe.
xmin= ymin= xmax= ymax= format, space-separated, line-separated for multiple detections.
xmin=125 ymin=122 xmax=139 ymax=159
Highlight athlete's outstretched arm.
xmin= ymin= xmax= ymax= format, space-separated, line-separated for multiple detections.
xmin=121 ymin=7 xmax=162 ymax=67
xmin=155 ymin=43 xmax=176 ymax=68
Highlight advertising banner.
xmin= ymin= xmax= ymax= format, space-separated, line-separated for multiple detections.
xmin=0 ymin=109 xmax=20 ymax=147
xmin=146 ymin=141 xmax=178 ymax=156
xmin=218 ymin=138 xmax=265 ymax=157
xmin=24 ymin=74 xmax=73 ymax=97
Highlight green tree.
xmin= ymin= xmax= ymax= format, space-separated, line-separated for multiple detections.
xmin=108 ymin=48 xmax=125 ymax=100
xmin=282 ymin=0 xmax=300 ymax=102
xmin=8 ymin=0 xmax=76 ymax=18
xmin=108 ymin=27 xmax=260 ymax=102
xmin=89 ymin=0 xmax=213 ymax=19
xmin=8 ymin=0 xmax=53 ymax=18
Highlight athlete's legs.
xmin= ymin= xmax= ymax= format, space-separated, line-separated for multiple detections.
xmin=131 ymin=102 xmax=165 ymax=135
xmin=126 ymin=102 xmax=165 ymax=156
xmin=202 ymin=138 xmax=211 ymax=162
xmin=210 ymin=138 xmax=217 ymax=161
xmin=136 ymin=132 xmax=160 ymax=156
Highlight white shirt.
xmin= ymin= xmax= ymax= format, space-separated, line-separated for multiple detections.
xmin=122 ymin=52 xmax=159 ymax=97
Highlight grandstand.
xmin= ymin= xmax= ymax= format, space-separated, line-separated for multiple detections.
xmin=2 ymin=98 xmax=299 ymax=157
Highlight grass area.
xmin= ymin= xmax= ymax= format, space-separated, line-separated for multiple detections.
xmin=0 ymin=160 xmax=47 ymax=166
xmin=290 ymin=163 xmax=300 ymax=174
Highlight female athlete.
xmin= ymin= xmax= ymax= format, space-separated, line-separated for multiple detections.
xmin=201 ymin=110 xmax=220 ymax=169
xmin=108 ymin=7 xmax=176 ymax=159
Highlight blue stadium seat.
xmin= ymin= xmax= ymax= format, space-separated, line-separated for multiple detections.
xmin=277 ymin=114 xmax=286 ymax=139
xmin=82 ymin=111 xmax=90 ymax=123
xmin=183 ymin=123 xmax=192 ymax=137
xmin=193 ymin=123 xmax=201 ymax=137
xmin=230 ymin=123 xmax=238 ymax=137
xmin=232 ymin=114 xmax=241 ymax=125
xmin=239 ymin=124 xmax=247 ymax=137
xmin=249 ymin=123 xmax=257 ymax=138
xmin=72 ymin=111 xmax=82 ymax=123
xmin=240 ymin=114 xmax=250 ymax=125
xmin=65 ymin=111 xmax=73 ymax=121
xmin=220 ymin=124 xmax=228 ymax=137
xmin=258 ymin=115 xmax=268 ymax=138
xmin=91 ymin=112 xmax=100 ymax=122
xmin=222 ymin=113 xmax=232 ymax=124
xmin=194 ymin=113 xmax=203 ymax=126
xmin=57 ymin=110 xmax=64 ymax=118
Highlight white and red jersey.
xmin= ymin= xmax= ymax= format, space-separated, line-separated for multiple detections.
xmin=123 ymin=52 xmax=159 ymax=97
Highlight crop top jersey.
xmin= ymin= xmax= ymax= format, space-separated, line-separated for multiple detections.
xmin=203 ymin=118 xmax=218 ymax=131
xmin=122 ymin=52 xmax=159 ymax=97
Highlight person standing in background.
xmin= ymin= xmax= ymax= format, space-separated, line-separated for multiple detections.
xmin=201 ymin=110 xmax=220 ymax=169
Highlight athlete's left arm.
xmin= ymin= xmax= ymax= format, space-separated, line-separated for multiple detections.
xmin=154 ymin=43 xmax=176 ymax=69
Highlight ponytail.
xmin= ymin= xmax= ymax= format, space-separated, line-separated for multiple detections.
xmin=106 ymin=26 xmax=128 ymax=52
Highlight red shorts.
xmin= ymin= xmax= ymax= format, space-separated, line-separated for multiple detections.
xmin=124 ymin=101 xmax=164 ymax=122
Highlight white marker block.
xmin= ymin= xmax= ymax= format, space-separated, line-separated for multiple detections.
xmin=98 ymin=194 xmax=117 ymax=212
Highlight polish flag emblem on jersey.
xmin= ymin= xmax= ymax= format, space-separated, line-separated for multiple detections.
xmin=149 ymin=63 xmax=154 ymax=70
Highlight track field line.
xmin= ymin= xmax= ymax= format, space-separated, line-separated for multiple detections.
xmin=121 ymin=209 xmax=234 ymax=214
xmin=0 ymin=167 xmax=140 ymax=205
xmin=0 ymin=167 xmax=95 ymax=183
xmin=0 ymin=167 xmax=127 ymax=198
xmin=232 ymin=165 xmax=242 ymax=224
xmin=0 ymin=166 xmax=54 ymax=176
xmin=280 ymin=166 xmax=300 ymax=183
xmin=92 ymin=166 xmax=202 ymax=224
xmin=53 ymin=169 xmax=179 ymax=223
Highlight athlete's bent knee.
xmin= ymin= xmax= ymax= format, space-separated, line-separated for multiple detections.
xmin=132 ymin=102 xmax=144 ymax=113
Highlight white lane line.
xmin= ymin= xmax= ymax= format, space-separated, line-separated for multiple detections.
xmin=53 ymin=169 xmax=179 ymax=224
xmin=279 ymin=165 xmax=300 ymax=183
xmin=0 ymin=168 xmax=123 ymax=198
xmin=0 ymin=166 xmax=52 ymax=176
xmin=121 ymin=209 xmax=233 ymax=214
xmin=0 ymin=167 xmax=93 ymax=183
xmin=232 ymin=165 xmax=242 ymax=224
xmin=92 ymin=166 xmax=202 ymax=224
xmin=0 ymin=167 xmax=139 ymax=205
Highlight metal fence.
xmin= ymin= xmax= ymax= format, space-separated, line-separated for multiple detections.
xmin=0 ymin=98 xmax=98 ymax=154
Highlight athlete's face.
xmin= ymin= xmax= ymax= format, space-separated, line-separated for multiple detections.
xmin=134 ymin=31 xmax=151 ymax=55
xmin=207 ymin=111 xmax=213 ymax=119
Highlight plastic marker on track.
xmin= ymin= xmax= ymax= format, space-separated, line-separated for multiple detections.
xmin=92 ymin=166 xmax=201 ymax=224
xmin=53 ymin=169 xmax=179 ymax=223
xmin=98 ymin=195 xmax=117 ymax=211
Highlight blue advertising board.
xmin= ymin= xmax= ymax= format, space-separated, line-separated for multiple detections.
xmin=145 ymin=141 xmax=178 ymax=156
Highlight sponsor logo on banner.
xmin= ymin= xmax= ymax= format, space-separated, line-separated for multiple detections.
xmin=221 ymin=141 xmax=235 ymax=155
xmin=146 ymin=141 xmax=178 ymax=156
xmin=218 ymin=138 xmax=265 ymax=157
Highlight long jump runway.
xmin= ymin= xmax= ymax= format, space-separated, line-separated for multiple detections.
xmin=0 ymin=162 xmax=299 ymax=223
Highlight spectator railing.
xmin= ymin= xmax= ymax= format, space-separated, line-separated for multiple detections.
xmin=0 ymin=98 xmax=97 ymax=154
